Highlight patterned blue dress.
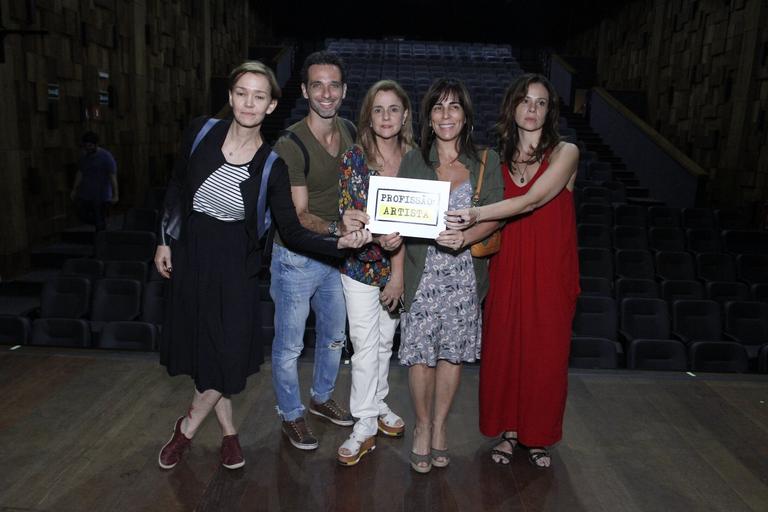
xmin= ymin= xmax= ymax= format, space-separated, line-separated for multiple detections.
xmin=398 ymin=180 xmax=481 ymax=366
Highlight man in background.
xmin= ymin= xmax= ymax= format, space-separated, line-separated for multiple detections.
xmin=70 ymin=131 xmax=118 ymax=231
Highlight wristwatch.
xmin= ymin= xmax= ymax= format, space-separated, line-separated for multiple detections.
xmin=328 ymin=220 xmax=340 ymax=237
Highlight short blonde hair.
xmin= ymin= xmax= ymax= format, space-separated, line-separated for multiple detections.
xmin=228 ymin=61 xmax=281 ymax=99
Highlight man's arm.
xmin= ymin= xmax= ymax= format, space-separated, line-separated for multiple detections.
xmin=291 ymin=185 xmax=333 ymax=235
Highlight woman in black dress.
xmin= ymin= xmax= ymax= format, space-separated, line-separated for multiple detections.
xmin=154 ymin=61 xmax=370 ymax=470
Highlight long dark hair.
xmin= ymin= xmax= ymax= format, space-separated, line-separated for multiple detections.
xmin=497 ymin=73 xmax=561 ymax=166
xmin=419 ymin=78 xmax=479 ymax=165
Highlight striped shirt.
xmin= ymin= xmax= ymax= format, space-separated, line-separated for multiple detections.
xmin=192 ymin=162 xmax=249 ymax=221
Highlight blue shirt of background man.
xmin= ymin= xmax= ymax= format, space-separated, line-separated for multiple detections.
xmin=77 ymin=147 xmax=117 ymax=201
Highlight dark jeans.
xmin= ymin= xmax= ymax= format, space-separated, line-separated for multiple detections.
xmin=75 ymin=199 xmax=108 ymax=231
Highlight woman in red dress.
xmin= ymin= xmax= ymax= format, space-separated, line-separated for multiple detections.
xmin=445 ymin=74 xmax=579 ymax=468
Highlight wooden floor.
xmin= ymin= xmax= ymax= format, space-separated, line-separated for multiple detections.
xmin=1 ymin=347 xmax=767 ymax=512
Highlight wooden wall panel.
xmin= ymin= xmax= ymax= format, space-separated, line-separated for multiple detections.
xmin=564 ymin=0 xmax=768 ymax=211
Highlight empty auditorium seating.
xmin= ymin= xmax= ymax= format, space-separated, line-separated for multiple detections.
xmin=571 ymin=296 xmax=620 ymax=369
xmin=30 ymin=318 xmax=91 ymax=348
xmin=90 ymin=278 xmax=142 ymax=325
xmin=619 ymin=298 xmax=671 ymax=346
xmin=577 ymin=203 xmax=613 ymax=226
xmin=647 ymin=206 xmax=681 ymax=228
xmin=40 ymin=277 xmax=90 ymax=319
xmin=61 ymin=258 xmax=104 ymax=280
xmin=722 ymin=230 xmax=768 ymax=255
xmin=141 ymin=281 xmax=166 ymax=326
xmin=97 ymin=321 xmax=157 ymax=351
xmin=579 ymin=248 xmax=614 ymax=280
xmin=660 ymin=280 xmax=704 ymax=303
xmin=614 ymin=205 xmax=647 ymax=228
xmin=723 ymin=301 xmax=768 ymax=359
xmin=579 ymin=277 xmax=612 ymax=297
xmin=627 ymin=339 xmax=687 ymax=371
xmin=655 ymin=251 xmax=696 ymax=281
xmin=577 ymin=223 xmax=612 ymax=248
xmin=615 ymin=250 xmax=655 ymax=280
xmin=736 ymin=254 xmax=768 ymax=285
xmin=104 ymin=261 xmax=148 ymax=282
xmin=648 ymin=227 xmax=686 ymax=252
xmin=705 ymin=281 xmax=750 ymax=306
xmin=682 ymin=208 xmax=716 ymax=230
xmin=685 ymin=228 xmax=722 ymax=253
xmin=695 ymin=252 xmax=736 ymax=282
xmin=613 ymin=226 xmax=648 ymax=250
xmin=0 ymin=315 xmax=30 ymax=345
xmin=689 ymin=342 xmax=749 ymax=373
xmin=615 ymin=278 xmax=659 ymax=301
xmin=95 ymin=231 xmax=156 ymax=262
xmin=671 ymin=300 xmax=723 ymax=344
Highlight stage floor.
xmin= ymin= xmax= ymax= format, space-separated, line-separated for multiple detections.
xmin=1 ymin=347 xmax=767 ymax=512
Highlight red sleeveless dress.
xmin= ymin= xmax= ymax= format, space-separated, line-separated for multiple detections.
xmin=479 ymin=154 xmax=579 ymax=446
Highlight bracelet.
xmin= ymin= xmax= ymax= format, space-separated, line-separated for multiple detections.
xmin=328 ymin=220 xmax=340 ymax=237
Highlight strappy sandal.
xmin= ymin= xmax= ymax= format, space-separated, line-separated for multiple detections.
xmin=430 ymin=447 xmax=450 ymax=468
xmin=410 ymin=451 xmax=432 ymax=474
xmin=491 ymin=433 xmax=518 ymax=465
xmin=337 ymin=432 xmax=376 ymax=466
xmin=377 ymin=410 xmax=405 ymax=438
xmin=528 ymin=447 xmax=551 ymax=469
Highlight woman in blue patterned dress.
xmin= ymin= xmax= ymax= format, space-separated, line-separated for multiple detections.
xmin=397 ymin=78 xmax=503 ymax=473
xmin=336 ymin=80 xmax=415 ymax=465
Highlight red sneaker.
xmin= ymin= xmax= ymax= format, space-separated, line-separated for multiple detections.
xmin=158 ymin=416 xmax=192 ymax=469
xmin=220 ymin=434 xmax=245 ymax=469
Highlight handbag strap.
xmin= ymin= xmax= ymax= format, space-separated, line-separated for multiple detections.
xmin=472 ymin=149 xmax=489 ymax=206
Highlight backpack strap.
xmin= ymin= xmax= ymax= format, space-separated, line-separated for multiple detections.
xmin=340 ymin=117 xmax=357 ymax=142
xmin=257 ymin=151 xmax=279 ymax=240
xmin=278 ymin=129 xmax=310 ymax=177
xmin=190 ymin=118 xmax=221 ymax=157
xmin=279 ymin=118 xmax=357 ymax=178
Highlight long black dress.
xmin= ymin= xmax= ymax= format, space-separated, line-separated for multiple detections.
xmin=159 ymin=118 xmax=343 ymax=395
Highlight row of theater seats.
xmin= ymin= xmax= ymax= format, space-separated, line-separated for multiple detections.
xmin=579 ymin=248 xmax=767 ymax=285
xmin=0 ymin=274 xmax=165 ymax=350
xmin=286 ymin=39 xmax=524 ymax=146
xmin=581 ymin=275 xmax=767 ymax=305
xmin=571 ymin=296 xmax=768 ymax=373
xmin=325 ymin=38 xmax=517 ymax=62
xmin=576 ymin=204 xmax=749 ymax=231
xmin=577 ymin=224 xmax=768 ymax=254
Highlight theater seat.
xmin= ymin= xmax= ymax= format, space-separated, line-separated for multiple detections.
xmin=97 ymin=321 xmax=157 ymax=351
xmin=627 ymin=339 xmax=687 ymax=371
xmin=0 ymin=315 xmax=30 ymax=345
xmin=30 ymin=318 xmax=91 ymax=348
xmin=570 ymin=337 xmax=619 ymax=369
xmin=689 ymin=341 xmax=748 ymax=373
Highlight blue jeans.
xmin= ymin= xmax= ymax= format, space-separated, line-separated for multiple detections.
xmin=270 ymin=243 xmax=347 ymax=421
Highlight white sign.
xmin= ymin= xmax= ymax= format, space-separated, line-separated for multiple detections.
xmin=366 ymin=176 xmax=450 ymax=239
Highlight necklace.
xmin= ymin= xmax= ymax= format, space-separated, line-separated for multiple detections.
xmin=226 ymin=126 xmax=255 ymax=157
xmin=512 ymin=160 xmax=529 ymax=184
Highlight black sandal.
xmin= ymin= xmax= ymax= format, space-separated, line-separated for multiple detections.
xmin=490 ymin=433 xmax=517 ymax=465
xmin=528 ymin=447 xmax=551 ymax=469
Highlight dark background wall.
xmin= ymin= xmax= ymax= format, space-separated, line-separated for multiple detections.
xmin=561 ymin=0 xmax=768 ymax=209
xmin=0 ymin=0 xmax=266 ymax=276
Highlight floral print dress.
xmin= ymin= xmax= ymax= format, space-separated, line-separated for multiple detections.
xmin=398 ymin=180 xmax=481 ymax=366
